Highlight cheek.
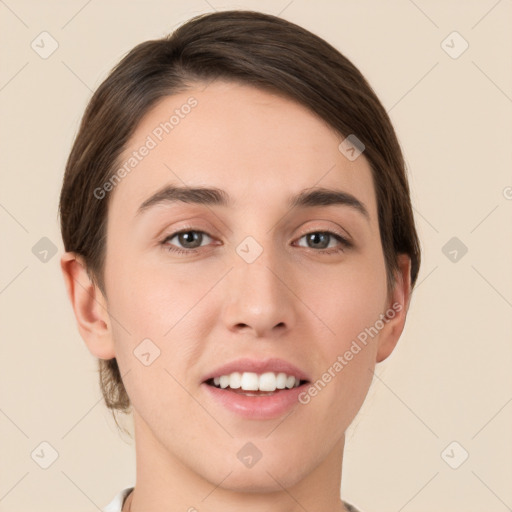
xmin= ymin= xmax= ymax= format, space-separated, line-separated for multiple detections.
xmin=297 ymin=281 xmax=381 ymax=441
xmin=106 ymin=253 xmax=212 ymax=335
xmin=106 ymin=257 xmax=217 ymax=394
xmin=296 ymin=253 xmax=386 ymax=407
xmin=106 ymin=262 xmax=207 ymax=411
xmin=304 ymin=256 xmax=387 ymax=344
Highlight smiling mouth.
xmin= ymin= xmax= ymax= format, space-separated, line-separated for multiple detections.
xmin=204 ymin=377 xmax=310 ymax=396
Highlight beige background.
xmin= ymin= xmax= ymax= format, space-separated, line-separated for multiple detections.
xmin=1 ymin=1 xmax=511 ymax=511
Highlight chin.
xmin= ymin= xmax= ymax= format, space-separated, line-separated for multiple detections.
xmin=218 ymin=468 xmax=305 ymax=494
xmin=201 ymin=454 xmax=307 ymax=493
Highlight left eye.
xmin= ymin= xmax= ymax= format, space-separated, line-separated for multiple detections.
xmin=295 ymin=231 xmax=349 ymax=251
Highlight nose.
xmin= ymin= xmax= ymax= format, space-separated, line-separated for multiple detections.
xmin=220 ymin=242 xmax=297 ymax=338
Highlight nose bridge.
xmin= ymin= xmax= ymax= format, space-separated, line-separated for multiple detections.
xmin=222 ymin=235 xmax=294 ymax=335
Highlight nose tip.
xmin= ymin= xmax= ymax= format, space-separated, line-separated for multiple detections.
xmin=221 ymin=254 xmax=296 ymax=338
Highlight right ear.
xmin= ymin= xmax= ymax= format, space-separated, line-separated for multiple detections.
xmin=60 ymin=252 xmax=116 ymax=360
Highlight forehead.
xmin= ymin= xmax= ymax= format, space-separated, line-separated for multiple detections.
xmin=109 ymin=80 xmax=377 ymax=223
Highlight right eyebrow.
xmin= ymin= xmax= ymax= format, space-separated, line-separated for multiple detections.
xmin=135 ymin=184 xmax=231 ymax=218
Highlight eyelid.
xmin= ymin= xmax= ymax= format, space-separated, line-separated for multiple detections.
xmin=160 ymin=222 xmax=217 ymax=240
xmin=161 ymin=225 xmax=215 ymax=246
xmin=297 ymin=222 xmax=353 ymax=244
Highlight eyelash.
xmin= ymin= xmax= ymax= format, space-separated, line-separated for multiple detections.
xmin=160 ymin=227 xmax=353 ymax=256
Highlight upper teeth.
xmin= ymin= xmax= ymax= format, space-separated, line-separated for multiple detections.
xmin=212 ymin=372 xmax=302 ymax=391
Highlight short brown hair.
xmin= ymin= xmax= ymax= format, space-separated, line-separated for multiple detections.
xmin=59 ymin=9 xmax=421 ymax=422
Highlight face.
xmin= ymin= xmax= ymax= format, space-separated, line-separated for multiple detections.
xmin=89 ymin=80 xmax=407 ymax=491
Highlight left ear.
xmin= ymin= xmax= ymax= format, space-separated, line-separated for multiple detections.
xmin=376 ymin=253 xmax=412 ymax=363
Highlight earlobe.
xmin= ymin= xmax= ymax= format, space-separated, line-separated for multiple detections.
xmin=60 ymin=252 xmax=116 ymax=360
xmin=376 ymin=254 xmax=412 ymax=363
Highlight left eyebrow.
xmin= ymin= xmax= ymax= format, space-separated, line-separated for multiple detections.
xmin=135 ymin=184 xmax=370 ymax=222
xmin=289 ymin=187 xmax=370 ymax=222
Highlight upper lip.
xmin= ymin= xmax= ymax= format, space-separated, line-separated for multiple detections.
xmin=202 ymin=357 xmax=311 ymax=383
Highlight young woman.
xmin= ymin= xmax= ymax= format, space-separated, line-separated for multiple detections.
xmin=59 ymin=10 xmax=421 ymax=512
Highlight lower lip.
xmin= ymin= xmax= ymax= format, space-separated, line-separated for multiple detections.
xmin=201 ymin=382 xmax=307 ymax=420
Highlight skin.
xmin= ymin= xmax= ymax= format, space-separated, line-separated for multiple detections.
xmin=61 ymin=80 xmax=411 ymax=512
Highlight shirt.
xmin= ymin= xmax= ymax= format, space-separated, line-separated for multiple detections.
xmin=102 ymin=486 xmax=365 ymax=512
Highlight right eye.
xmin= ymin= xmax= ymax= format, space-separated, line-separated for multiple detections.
xmin=161 ymin=229 xmax=215 ymax=255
